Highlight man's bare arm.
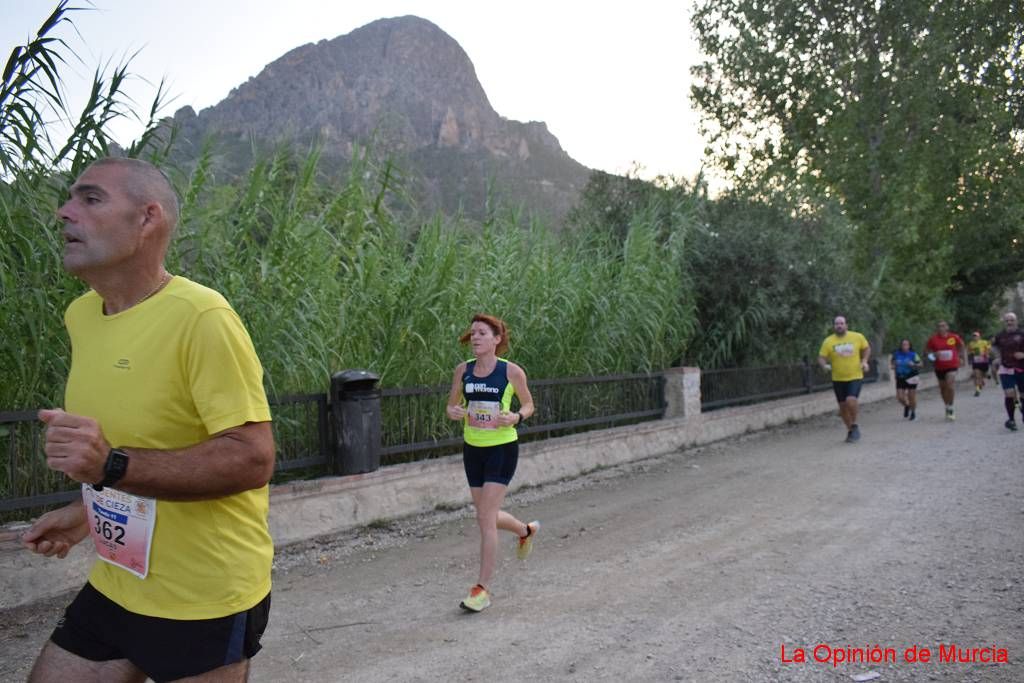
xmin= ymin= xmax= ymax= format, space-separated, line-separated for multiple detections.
xmin=40 ymin=409 xmax=275 ymax=501
xmin=117 ymin=422 xmax=275 ymax=500
xmin=21 ymin=500 xmax=88 ymax=558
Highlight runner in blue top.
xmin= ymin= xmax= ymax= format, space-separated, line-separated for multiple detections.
xmin=890 ymin=339 xmax=923 ymax=420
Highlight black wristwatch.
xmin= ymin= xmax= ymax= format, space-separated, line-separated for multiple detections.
xmin=94 ymin=448 xmax=129 ymax=491
xmin=515 ymin=411 xmax=525 ymax=425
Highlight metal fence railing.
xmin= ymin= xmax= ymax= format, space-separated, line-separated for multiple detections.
xmin=0 ymin=395 xmax=331 ymax=520
xmin=0 ymin=410 xmax=78 ymax=514
xmin=378 ymin=372 xmax=666 ymax=465
xmin=379 ymin=383 xmax=460 ymax=463
xmin=700 ymin=359 xmax=880 ymax=412
xmin=268 ymin=393 xmax=330 ymax=473
xmin=3 ymin=359 xmax=894 ymax=517
xmin=1 ymin=372 xmax=665 ymax=517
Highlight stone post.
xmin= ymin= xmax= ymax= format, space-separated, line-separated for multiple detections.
xmin=663 ymin=366 xmax=701 ymax=420
xmin=879 ymin=353 xmax=892 ymax=381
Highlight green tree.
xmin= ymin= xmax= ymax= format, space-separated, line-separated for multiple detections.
xmin=567 ymin=169 xmax=883 ymax=367
xmin=688 ymin=189 xmax=872 ymax=367
xmin=690 ymin=0 xmax=1024 ymax=335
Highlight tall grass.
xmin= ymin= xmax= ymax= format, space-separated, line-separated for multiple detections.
xmin=5 ymin=50 xmax=699 ymax=409
xmin=1 ymin=2 xmax=171 ymax=409
xmin=1 ymin=3 xmax=699 ymax=415
xmin=164 ymin=144 xmax=697 ymax=397
xmin=4 ymin=137 xmax=698 ymax=405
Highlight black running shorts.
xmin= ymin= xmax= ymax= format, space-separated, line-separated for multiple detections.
xmin=50 ymin=582 xmax=271 ymax=682
xmin=463 ymin=441 xmax=519 ymax=487
xmin=832 ymin=380 xmax=863 ymax=403
xmin=895 ymin=376 xmax=919 ymax=391
xmin=999 ymin=372 xmax=1024 ymax=392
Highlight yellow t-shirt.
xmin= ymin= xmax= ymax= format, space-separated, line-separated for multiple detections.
xmin=64 ymin=276 xmax=273 ymax=619
xmin=967 ymin=339 xmax=991 ymax=362
xmin=819 ymin=332 xmax=870 ymax=381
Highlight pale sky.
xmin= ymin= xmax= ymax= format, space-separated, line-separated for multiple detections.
xmin=3 ymin=1 xmax=709 ymax=182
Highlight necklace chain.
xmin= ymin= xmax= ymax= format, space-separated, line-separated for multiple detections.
xmin=127 ymin=272 xmax=170 ymax=309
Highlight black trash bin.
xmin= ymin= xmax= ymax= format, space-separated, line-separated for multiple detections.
xmin=330 ymin=370 xmax=381 ymax=475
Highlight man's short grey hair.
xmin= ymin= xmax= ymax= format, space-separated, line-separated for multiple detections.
xmin=88 ymin=157 xmax=180 ymax=231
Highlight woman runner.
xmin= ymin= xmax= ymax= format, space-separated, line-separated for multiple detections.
xmin=445 ymin=314 xmax=537 ymax=612
xmin=890 ymin=339 xmax=923 ymax=420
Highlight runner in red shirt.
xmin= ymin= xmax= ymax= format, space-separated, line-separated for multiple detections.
xmin=925 ymin=320 xmax=967 ymax=421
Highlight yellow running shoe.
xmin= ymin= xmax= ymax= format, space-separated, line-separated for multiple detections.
xmin=516 ymin=521 xmax=540 ymax=560
xmin=460 ymin=584 xmax=491 ymax=612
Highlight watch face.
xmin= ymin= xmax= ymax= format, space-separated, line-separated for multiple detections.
xmin=106 ymin=449 xmax=129 ymax=480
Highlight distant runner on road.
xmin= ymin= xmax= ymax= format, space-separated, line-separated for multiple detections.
xmin=991 ymin=312 xmax=1024 ymax=431
xmin=890 ymin=339 xmax=922 ymax=421
xmin=446 ymin=314 xmax=538 ymax=612
xmin=925 ymin=321 xmax=967 ymax=421
xmin=967 ymin=331 xmax=992 ymax=396
xmin=818 ymin=315 xmax=871 ymax=443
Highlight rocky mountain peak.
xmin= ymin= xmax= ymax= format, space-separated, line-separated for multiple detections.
xmin=170 ymin=15 xmax=589 ymax=221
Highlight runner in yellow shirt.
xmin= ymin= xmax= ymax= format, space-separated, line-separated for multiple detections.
xmin=818 ymin=315 xmax=871 ymax=443
xmin=967 ymin=331 xmax=992 ymax=396
xmin=22 ymin=158 xmax=275 ymax=682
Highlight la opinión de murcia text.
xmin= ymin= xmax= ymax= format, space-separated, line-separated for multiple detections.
xmin=780 ymin=643 xmax=1009 ymax=668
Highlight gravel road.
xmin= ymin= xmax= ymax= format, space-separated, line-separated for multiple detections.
xmin=2 ymin=385 xmax=1022 ymax=682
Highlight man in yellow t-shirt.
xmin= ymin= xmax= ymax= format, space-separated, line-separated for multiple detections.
xmin=21 ymin=158 xmax=275 ymax=682
xmin=818 ymin=315 xmax=871 ymax=443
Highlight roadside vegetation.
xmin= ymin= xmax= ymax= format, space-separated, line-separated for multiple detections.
xmin=4 ymin=1 xmax=1021 ymax=412
xmin=2 ymin=3 xmax=693 ymax=410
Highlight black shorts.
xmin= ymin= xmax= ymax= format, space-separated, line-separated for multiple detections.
xmin=999 ymin=372 xmax=1024 ymax=392
xmin=50 ymin=582 xmax=271 ymax=682
xmin=934 ymin=368 xmax=957 ymax=381
xmin=972 ymin=361 xmax=990 ymax=372
xmin=832 ymin=380 xmax=863 ymax=403
xmin=463 ymin=441 xmax=519 ymax=487
xmin=895 ymin=376 xmax=919 ymax=391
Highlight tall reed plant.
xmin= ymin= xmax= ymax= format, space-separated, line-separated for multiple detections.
xmin=1 ymin=2 xmax=168 ymax=409
xmin=167 ymin=144 xmax=698 ymax=396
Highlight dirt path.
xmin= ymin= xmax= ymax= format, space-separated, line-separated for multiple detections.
xmin=2 ymin=386 xmax=1022 ymax=682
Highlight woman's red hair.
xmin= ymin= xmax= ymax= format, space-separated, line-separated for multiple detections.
xmin=459 ymin=313 xmax=510 ymax=356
